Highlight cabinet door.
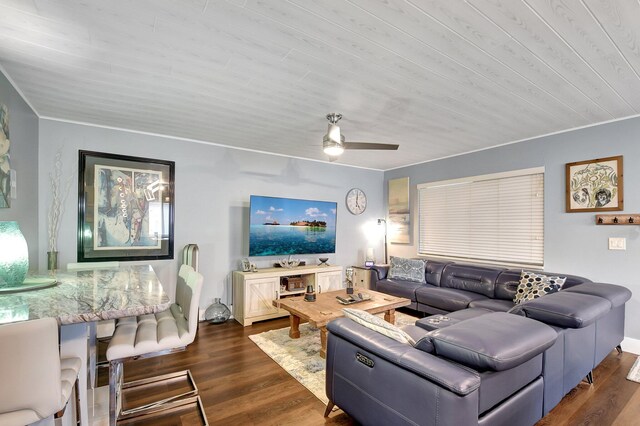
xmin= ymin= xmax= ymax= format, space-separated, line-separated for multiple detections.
xmin=245 ymin=277 xmax=279 ymax=318
xmin=317 ymin=270 xmax=343 ymax=293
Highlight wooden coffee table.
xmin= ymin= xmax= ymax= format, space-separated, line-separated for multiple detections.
xmin=273 ymin=289 xmax=411 ymax=358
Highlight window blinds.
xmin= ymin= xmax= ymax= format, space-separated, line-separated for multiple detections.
xmin=418 ymin=169 xmax=544 ymax=266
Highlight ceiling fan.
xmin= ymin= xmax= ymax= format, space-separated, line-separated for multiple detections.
xmin=322 ymin=113 xmax=399 ymax=158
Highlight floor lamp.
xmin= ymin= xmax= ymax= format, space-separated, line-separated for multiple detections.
xmin=377 ymin=218 xmax=388 ymax=264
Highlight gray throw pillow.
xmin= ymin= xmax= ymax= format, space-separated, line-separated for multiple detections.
xmin=388 ymin=256 xmax=426 ymax=283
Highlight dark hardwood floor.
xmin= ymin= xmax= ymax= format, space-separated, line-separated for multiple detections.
xmin=105 ymin=317 xmax=640 ymax=425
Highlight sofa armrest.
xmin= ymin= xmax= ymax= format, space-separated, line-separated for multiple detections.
xmin=509 ymin=291 xmax=611 ymax=328
xmin=401 ymin=324 xmax=435 ymax=353
xmin=327 ymin=318 xmax=480 ymax=395
xmin=563 ymin=282 xmax=632 ymax=308
xmin=371 ymin=264 xmax=389 ymax=281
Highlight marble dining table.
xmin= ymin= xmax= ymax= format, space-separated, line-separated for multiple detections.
xmin=0 ymin=264 xmax=171 ymax=426
xmin=0 ymin=264 xmax=171 ymax=325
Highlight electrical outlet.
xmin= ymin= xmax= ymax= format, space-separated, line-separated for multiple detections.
xmin=609 ymin=237 xmax=626 ymax=250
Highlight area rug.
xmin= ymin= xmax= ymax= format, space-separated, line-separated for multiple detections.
xmin=248 ymin=312 xmax=418 ymax=404
xmin=627 ymin=356 xmax=640 ymax=383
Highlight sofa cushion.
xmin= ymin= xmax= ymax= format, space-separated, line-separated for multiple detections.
xmin=440 ymin=264 xmax=505 ymax=298
xmin=415 ymin=308 xmax=493 ymax=331
xmin=509 ymin=291 xmax=611 ymax=328
xmin=376 ymin=279 xmax=426 ymax=302
xmin=513 ymin=271 xmax=566 ymax=305
xmin=388 ymin=257 xmax=426 ymax=283
xmin=415 ymin=286 xmax=488 ymax=312
xmin=342 ymin=308 xmax=416 ymax=345
xmin=429 ymin=312 xmax=557 ymax=371
xmin=468 ymin=298 xmax=515 ymax=312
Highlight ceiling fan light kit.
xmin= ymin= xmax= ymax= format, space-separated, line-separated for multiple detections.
xmin=321 ymin=113 xmax=399 ymax=159
xmin=323 ymin=140 xmax=344 ymax=156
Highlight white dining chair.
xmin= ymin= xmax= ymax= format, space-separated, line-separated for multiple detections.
xmin=0 ymin=317 xmax=82 ymax=426
xmin=182 ymin=244 xmax=199 ymax=271
xmin=106 ymin=264 xmax=205 ymax=424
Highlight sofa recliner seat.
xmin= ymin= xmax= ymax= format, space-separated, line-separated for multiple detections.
xmin=415 ymin=286 xmax=488 ymax=312
xmin=326 ymin=311 xmax=558 ymax=426
xmin=508 ymin=286 xmax=629 ymax=413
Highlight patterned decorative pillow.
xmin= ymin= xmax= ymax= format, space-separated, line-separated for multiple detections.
xmin=388 ymin=257 xmax=426 ymax=283
xmin=513 ymin=271 xmax=566 ymax=305
xmin=342 ymin=308 xmax=416 ymax=345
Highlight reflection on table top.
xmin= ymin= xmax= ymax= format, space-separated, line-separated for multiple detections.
xmin=0 ymin=265 xmax=171 ymax=325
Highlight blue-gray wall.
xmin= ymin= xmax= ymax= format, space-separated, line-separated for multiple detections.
xmin=0 ymin=71 xmax=39 ymax=266
xmin=385 ymin=117 xmax=640 ymax=339
xmin=37 ymin=119 xmax=385 ymax=311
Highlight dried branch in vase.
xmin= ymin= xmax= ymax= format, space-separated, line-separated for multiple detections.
xmin=48 ymin=150 xmax=73 ymax=252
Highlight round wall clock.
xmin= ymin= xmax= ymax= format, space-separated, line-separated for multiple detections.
xmin=346 ymin=188 xmax=367 ymax=215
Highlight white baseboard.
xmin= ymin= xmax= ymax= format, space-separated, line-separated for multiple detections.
xmin=622 ymin=337 xmax=640 ymax=355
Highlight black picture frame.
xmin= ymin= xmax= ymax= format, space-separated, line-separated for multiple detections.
xmin=77 ymin=150 xmax=175 ymax=262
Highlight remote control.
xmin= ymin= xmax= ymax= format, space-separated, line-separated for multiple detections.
xmin=336 ymin=296 xmax=351 ymax=304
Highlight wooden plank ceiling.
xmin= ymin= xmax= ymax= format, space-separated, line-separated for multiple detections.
xmin=0 ymin=0 xmax=639 ymax=170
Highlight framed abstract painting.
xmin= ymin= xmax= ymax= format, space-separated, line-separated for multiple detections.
xmin=77 ymin=150 xmax=175 ymax=262
xmin=566 ymin=155 xmax=623 ymax=213
xmin=388 ymin=177 xmax=410 ymax=244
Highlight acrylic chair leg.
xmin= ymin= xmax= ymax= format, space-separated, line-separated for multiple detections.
xmin=75 ymin=377 xmax=81 ymax=425
xmin=109 ymin=359 xmax=121 ymax=426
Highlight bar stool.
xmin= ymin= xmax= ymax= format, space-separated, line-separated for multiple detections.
xmin=0 ymin=317 xmax=82 ymax=425
xmin=106 ymin=264 xmax=205 ymax=424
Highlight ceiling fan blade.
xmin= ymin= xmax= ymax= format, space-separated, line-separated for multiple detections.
xmin=343 ymin=142 xmax=399 ymax=150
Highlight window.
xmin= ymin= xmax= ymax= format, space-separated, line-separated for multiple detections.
xmin=418 ymin=167 xmax=544 ymax=267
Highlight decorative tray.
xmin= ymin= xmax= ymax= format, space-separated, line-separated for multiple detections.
xmin=336 ymin=294 xmax=372 ymax=305
xmin=0 ymin=278 xmax=58 ymax=294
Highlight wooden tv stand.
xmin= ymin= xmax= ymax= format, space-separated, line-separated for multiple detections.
xmin=232 ymin=264 xmax=343 ymax=326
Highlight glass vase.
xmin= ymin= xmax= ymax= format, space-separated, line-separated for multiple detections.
xmin=0 ymin=221 xmax=29 ymax=288
xmin=204 ymin=298 xmax=231 ymax=324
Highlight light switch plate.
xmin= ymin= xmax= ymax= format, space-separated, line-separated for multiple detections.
xmin=609 ymin=237 xmax=626 ymax=250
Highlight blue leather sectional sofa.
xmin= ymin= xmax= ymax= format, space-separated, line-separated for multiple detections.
xmin=325 ymin=260 xmax=631 ymax=426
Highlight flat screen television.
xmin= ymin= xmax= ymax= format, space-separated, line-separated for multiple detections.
xmin=249 ymin=195 xmax=337 ymax=257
